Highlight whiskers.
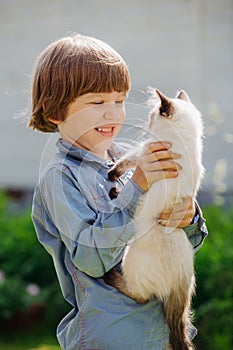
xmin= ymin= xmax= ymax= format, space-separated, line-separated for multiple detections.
xmin=122 ymin=117 xmax=149 ymax=144
xmin=123 ymin=88 xmax=158 ymax=143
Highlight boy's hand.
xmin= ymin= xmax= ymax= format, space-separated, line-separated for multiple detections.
xmin=158 ymin=198 xmax=196 ymax=228
xmin=132 ymin=141 xmax=181 ymax=192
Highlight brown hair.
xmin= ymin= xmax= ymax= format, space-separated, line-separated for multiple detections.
xmin=28 ymin=34 xmax=131 ymax=132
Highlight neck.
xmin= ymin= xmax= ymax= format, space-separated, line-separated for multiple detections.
xmin=67 ymin=139 xmax=110 ymax=160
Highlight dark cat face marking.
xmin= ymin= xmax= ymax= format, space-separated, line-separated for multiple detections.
xmin=156 ymin=89 xmax=175 ymax=118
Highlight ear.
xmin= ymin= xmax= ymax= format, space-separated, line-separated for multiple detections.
xmin=156 ymin=89 xmax=175 ymax=117
xmin=176 ymin=90 xmax=191 ymax=103
xmin=48 ymin=118 xmax=62 ymax=125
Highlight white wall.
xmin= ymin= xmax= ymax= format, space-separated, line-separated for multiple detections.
xmin=0 ymin=0 xmax=232 ymax=202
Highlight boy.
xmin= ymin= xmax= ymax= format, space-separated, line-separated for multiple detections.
xmin=29 ymin=33 xmax=207 ymax=349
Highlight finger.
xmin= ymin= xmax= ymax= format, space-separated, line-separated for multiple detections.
xmin=174 ymin=199 xmax=195 ymax=220
xmin=159 ymin=208 xmax=193 ymax=221
xmin=159 ymin=204 xmax=195 ymax=226
xmin=159 ymin=198 xmax=193 ymax=217
xmin=159 ymin=200 xmax=194 ymax=219
xmin=174 ymin=197 xmax=194 ymax=211
xmin=144 ymin=160 xmax=182 ymax=172
xmin=147 ymin=169 xmax=179 ymax=183
xmin=145 ymin=141 xmax=172 ymax=154
xmin=159 ymin=217 xmax=192 ymax=228
xmin=144 ymin=150 xmax=181 ymax=163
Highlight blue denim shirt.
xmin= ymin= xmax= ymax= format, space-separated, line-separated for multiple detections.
xmin=31 ymin=139 xmax=207 ymax=350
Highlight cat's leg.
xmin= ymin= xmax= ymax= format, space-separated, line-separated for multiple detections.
xmin=103 ymin=269 xmax=149 ymax=304
xmin=108 ymin=143 xmax=145 ymax=181
xmin=108 ymin=141 xmax=156 ymax=181
xmin=108 ymin=157 xmax=137 ymax=181
xmin=108 ymin=157 xmax=137 ymax=198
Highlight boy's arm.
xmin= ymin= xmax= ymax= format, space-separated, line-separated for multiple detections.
xmin=35 ymin=167 xmax=143 ymax=278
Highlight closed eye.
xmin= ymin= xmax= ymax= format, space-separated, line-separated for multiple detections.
xmin=89 ymin=99 xmax=125 ymax=105
xmin=91 ymin=101 xmax=104 ymax=105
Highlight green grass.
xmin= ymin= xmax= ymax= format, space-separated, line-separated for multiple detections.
xmin=0 ymin=346 xmax=60 ymax=350
xmin=0 ymin=327 xmax=60 ymax=350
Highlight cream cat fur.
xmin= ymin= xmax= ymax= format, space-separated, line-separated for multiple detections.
xmin=104 ymin=89 xmax=204 ymax=350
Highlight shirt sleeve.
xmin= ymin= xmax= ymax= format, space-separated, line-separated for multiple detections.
xmin=40 ymin=166 xmax=144 ymax=278
xmin=183 ymin=202 xmax=208 ymax=252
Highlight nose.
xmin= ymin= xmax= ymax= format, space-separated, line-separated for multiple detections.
xmin=103 ymin=103 xmax=121 ymax=120
xmin=103 ymin=111 xmax=116 ymax=120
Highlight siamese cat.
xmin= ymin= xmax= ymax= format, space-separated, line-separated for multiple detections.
xmin=104 ymin=89 xmax=204 ymax=350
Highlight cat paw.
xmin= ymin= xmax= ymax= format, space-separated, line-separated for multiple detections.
xmin=109 ymin=187 xmax=120 ymax=199
xmin=108 ymin=166 xmax=122 ymax=181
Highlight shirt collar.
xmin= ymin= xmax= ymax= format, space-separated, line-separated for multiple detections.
xmin=56 ymin=138 xmax=127 ymax=166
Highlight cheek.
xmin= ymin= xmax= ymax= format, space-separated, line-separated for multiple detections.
xmin=119 ymin=107 xmax=126 ymax=122
xmin=59 ymin=108 xmax=99 ymax=141
xmin=75 ymin=108 xmax=101 ymax=130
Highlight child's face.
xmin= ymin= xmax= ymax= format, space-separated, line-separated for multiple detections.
xmin=57 ymin=91 xmax=126 ymax=158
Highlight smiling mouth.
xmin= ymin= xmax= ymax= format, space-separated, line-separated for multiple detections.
xmin=95 ymin=126 xmax=115 ymax=137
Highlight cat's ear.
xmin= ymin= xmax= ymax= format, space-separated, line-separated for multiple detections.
xmin=176 ymin=90 xmax=191 ymax=103
xmin=156 ymin=89 xmax=175 ymax=117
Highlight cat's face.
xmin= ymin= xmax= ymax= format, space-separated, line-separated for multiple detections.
xmin=148 ymin=89 xmax=203 ymax=136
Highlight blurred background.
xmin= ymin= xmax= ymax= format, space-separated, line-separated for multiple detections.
xmin=0 ymin=0 xmax=232 ymax=349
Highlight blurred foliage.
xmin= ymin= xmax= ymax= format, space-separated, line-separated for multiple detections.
xmin=0 ymin=191 xmax=69 ymax=326
xmin=0 ymin=191 xmax=232 ymax=349
xmin=0 ymin=324 xmax=60 ymax=349
xmin=194 ymin=204 xmax=233 ymax=350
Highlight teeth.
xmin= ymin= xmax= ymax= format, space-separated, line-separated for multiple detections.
xmin=97 ymin=127 xmax=112 ymax=132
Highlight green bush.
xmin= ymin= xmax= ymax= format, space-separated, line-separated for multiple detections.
xmin=0 ymin=191 xmax=69 ymax=325
xmin=194 ymin=204 xmax=233 ymax=350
